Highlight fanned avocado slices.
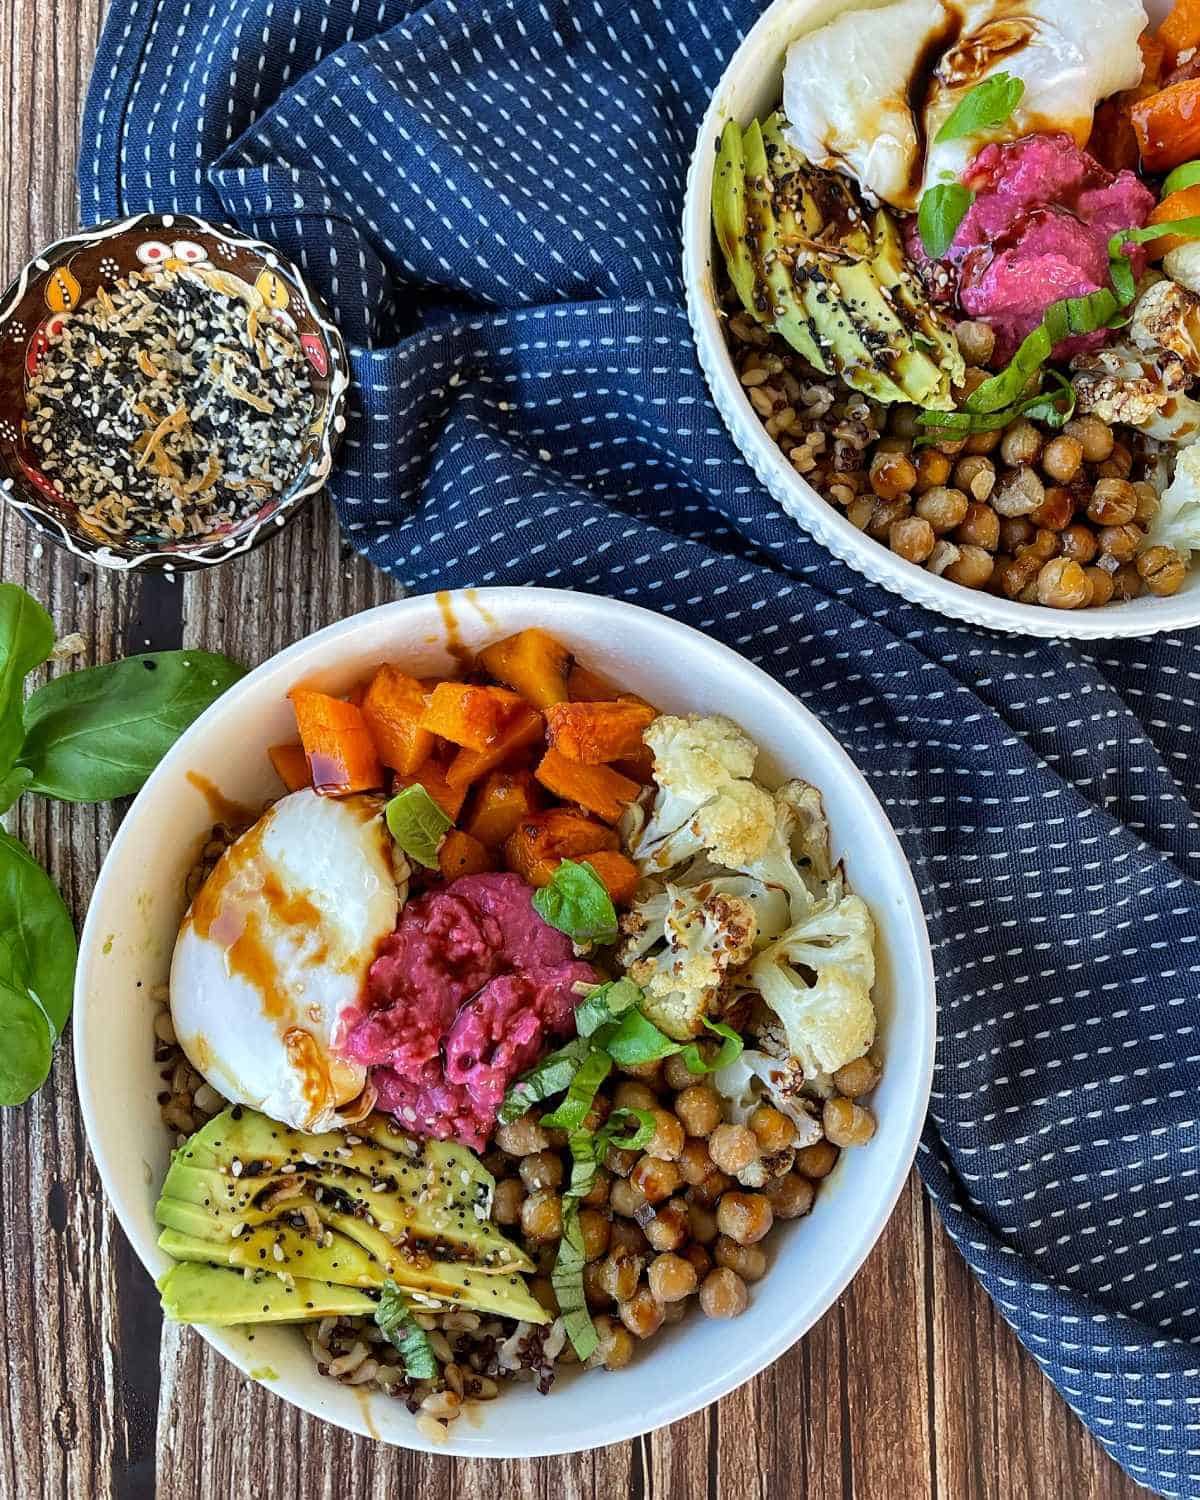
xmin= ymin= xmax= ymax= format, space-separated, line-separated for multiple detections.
xmin=158 ymin=1262 xmax=379 ymax=1326
xmin=156 ymin=1107 xmax=547 ymax=1329
xmin=712 ymin=112 xmax=963 ymax=409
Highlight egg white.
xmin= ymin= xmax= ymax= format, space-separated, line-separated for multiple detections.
xmin=170 ymin=789 xmax=402 ymax=1133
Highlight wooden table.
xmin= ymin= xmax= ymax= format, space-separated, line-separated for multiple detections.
xmin=0 ymin=5 xmax=1149 ymax=1497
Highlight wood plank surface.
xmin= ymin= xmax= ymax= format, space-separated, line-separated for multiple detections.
xmin=0 ymin=3 xmax=1147 ymax=1497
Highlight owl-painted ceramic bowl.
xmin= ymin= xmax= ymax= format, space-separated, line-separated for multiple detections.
xmin=0 ymin=213 xmax=349 ymax=572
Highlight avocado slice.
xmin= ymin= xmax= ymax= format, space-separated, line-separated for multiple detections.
xmin=158 ymin=1219 xmax=384 ymax=1287
xmin=159 ymin=1262 xmax=379 ymax=1326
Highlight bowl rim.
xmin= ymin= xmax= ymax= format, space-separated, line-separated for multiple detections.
xmin=73 ymin=587 xmax=936 ymax=1454
xmin=680 ymin=0 xmax=1200 ymax=640
xmin=0 ymin=211 xmax=350 ymax=573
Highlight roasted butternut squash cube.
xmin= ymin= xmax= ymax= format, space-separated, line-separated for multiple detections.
xmin=445 ymin=705 xmax=544 ymax=788
xmin=545 ymin=701 xmax=657 ymax=764
xmin=479 ymin=629 xmax=573 ymax=708
xmin=268 ymin=742 xmax=313 ymax=793
xmin=463 ymin=770 xmax=543 ymax=848
xmin=438 ymin=829 xmax=494 ymax=880
xmin=290 ymin=690 xmax=383 ymax=796
xmin=579 ymin=850 xmax=640 ymax=906
xmin=419 ymin=682 xmax=531 ymax=752
xmin=361 ymin=665 xmax=435 ymax=775
xmin=393 ymin=762 xmax=467 ymax=821
xmin=534 ymin=748 xmax=640 ymax=824
xmin=504 ymin=808 xmax=619 ymax=887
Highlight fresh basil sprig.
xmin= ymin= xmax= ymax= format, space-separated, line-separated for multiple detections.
xmin=0 ymin=586 xmax=53 ymax=800
xmin=917 ymin=182 xmax=974 ymax=260
xmin=385 ymin=783 xmax=451 ymax=869
xmin=532 ymin=858 xmax=618 ymax=946
xmin=934 ymin=72 xmax=1025 ymax=145
xmin=374 ymin=1280 xmax=439 ymax=1380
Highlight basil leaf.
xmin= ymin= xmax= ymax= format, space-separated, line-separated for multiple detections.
xmin=1109 ymin=217 xmax=1200 ymax=305
xmin=531 ymin=858 xmax=618 ymax=946
xmin=1164 ymin=161 xmax=1200 ymax=195
xmin=539 ymin=1047 xmax=612 ymax=1131
xmin=0 ymin=830 xmax=76 ymax=1039
xmin=690 ymin=1017 xmax=745 ymax=1074
xmin=498 ymin=1034 xmax=593 ymax=1125
xmin=0 ymin=584 xmax=54 ymax=780
xmin=374 ymin=1280 xmax=439 ymax=1380
xmin=552 ymin=1133 xmax=602 ymax=1361
xmin=385 ymin=783 xmax=451 ymax=870
xmin=0 ymin=766 xmax=32 ymax=816
xmin=603 ymin=1007 xmax=681 ymax=1067
xmin=574 ymin=976 xmax=642 ymax=1038
xmin=0 ymin=972 xmax=54 ymax=1107
xmin=18 ymin=650 xmax=246 ymax=802
xmin=917 ymin=182 xmax=974 ymax=260
xmin=934 ymin=72 xmax=1025 ymax=145
xmin=599 ymin=1106 xmax=655 ymax=1153
xmin=917 ymin=367 xmax=1077 ymax=442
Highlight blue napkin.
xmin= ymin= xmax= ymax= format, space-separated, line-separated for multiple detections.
xmin=83 ymin=3 xmax=1200 ymax=1492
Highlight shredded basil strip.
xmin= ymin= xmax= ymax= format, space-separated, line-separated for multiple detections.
xmin=552 ymin=1132 xmax=603 ymax=1361
xmin=933 ymin=72 xmax=1025 ymax=145
xmin=691 ymin=1017 xmax=746 ymax=1074
xmin=917 ymin=182 xmax=974 ymax=260
xmin=574 ymin=976 xmax=642 ymax=1038
xmin=603 ymin=1007 xmax=681 ymax=1066
xmin=1109 ymin=216 xmax=1200 ymax=304
xmin=1163 ymin=161 xmax=1200 ymax=195
xmin=384 ymin=783 xmax=451 ymax=869
xmin=601 ymin=1106 xmax=656 ymax=1153
xmin=917 ymin=368 xmax=1076 ymax=441
xmin=374 ymin=1281 xmax=439 ymax=1380
xmin=497 ymin=1035 xmax=593 ymax=1125
xmin=539 ymin=1047 xmax=613 ymax=1130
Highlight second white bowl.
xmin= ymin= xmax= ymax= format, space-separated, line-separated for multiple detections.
xmin=682 ymin=0 xmax=1200 ymax=639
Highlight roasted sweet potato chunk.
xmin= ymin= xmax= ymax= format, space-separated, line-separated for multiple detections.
xmin=445 ymin=706 xmax=544 ymax=789
xmin=361 ymin=665 xmax=435 ymax=775
xmin=1148 ymin=183 xmax=1200 ymax=256
xmin=438 ymin=829 xmax=494 ymax=880
xmin=268 ymin=742 xmax=313 ymax=793
xmin=464 ymin=770 xmax=543 ymax=848
xmin=504 ymin=808 xmax=619 ymax=887
xmin=579 ymin=850 xmax=640 ymax=906
xmin=1159 ymin=0 xmax=1200 ymax=70
xmin=393 ymin=762 xmax=467 ymax=821
xmin=545 ymin=701 xmax=656 ymax=764
xmin=534 ymin=748 xmax=640 ymax=823
xmin=1131 ymin=79 xmax=1200 ymax=171
xmin=479 ymin=629 xmax=572 ymax=708
xmin=420 ymin=682 xmax=532 ymax=751
xmin=290 ymin=690 xmax=383 ymax=796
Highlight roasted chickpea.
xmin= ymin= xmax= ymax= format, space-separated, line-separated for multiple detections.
xmin=709 ymin=1122 xmax=761 ymax=1175
xmin=749 ymin=1105 xmax=797 ymax=1155
xmin=608 ymin=1218 xmax=650 ymax=1256
xmin=954 ymin=502 xmax=1001 ymax=552
xmin=914 ymin=449 xmax=954 ymax=492
xmin=583 ymin=1259 xmax=611 ymax=1308
xmin=674 ymin=1085 xmax=722 ymax=1137
xmin=1085 ymin=565 xmax=1115 ymax=607
xmin=1098 ymin=523 xmax=1142 ymax=563
xmin=870 ymin=449 xmax=918 ymax=500
xmin=492 ymin=1176 xmax=526 ymax=1226
xmin=915 ymin=485 xmax=969 ymax=533
xmin=1041 ymin=434 xmax=1083 ymax=484
xmin=597 ymin=1247 xmax=644 ymax=1302
xmin=1064 ymin=414 xmax=1114 ymax=463
xmin=715 ymin=1234 xmax=768 ymax=1282
xmin=1059 ymin=524 xmax=1098 ymax=565
xmin=605 ymin=1144 xmax=639 ymax=1177
xmin=641 ymin=1107 xmax=685 ymax=1162
xmin=926 ymin=539 xmax=962 ymax=576
xmin=648 ymin=1252 xmax=699 ymax=1303
xmin=943 ymin=543 xmax=995 ymax=589
xmin=999 ymin=419 xmax=1042 ymax=467
xmin=521 ymin=1189 xmax=564 ymax=1242
xmin=998 ymin=515 xmax=1035 ymax=553
xmin=619 ymin=1287 xmax=665 ymax=1339
xmin=618 ymin=1058 xmax=664 ymax=1086
xmin=644 ymin=1197 xmax=691 ymax=1252
xmin=700 ymin=1267 xmax=749 ymax=1319
xmin=661 ymin=1298 xmax=689 ymax=1326
xmin=1030 ymin=485 xmax=1073 ymax=532
xmin=795 ymin=1140 xmax=839 ymax=1179
xmin=581 ymin=1165 xmax=612 ymax=1208
xmin=681 ymin=1242 xmax=713 ymax=1282
xmin=952 ymin=455 xmax=996 ymax=502
xmin=1111 ymin=561 xmax=1144 ymax=600
xmin=688 ymin=1168 xmax=734 ymax=1206
xmin=994 ymin=552 xmax=1042 ymax=601
xmin=585 ymin=1314 xmax=636 ymax=1371
xmin=963 ymin=426 xmax=1003 ymax=455
xmin=833 ymin=1055 xmax=882 ymax=1098
xmin=764 ymin=1171 xmax=817 ymax=1219
xmin=1133 ymin=480 xmax=1160 ymax=527
xmin=519 ymin=1150 xmax=564 ymax=1192
xmin=1137 ymin=545 xmax=1187 ymax=596
xmin=992 ymin=466 xmax=1044 ymax=517
xmin=1087 ymin=477 xmax=1138 ymax=526
xmin=530 ymin=1275 xmax=559 ymax=1316
xmin=846 ymin=496 xmax=875 ymax=531
xmin=955 ymin=319 xmax=996 ymax=367
xmin=888 ymin=405 xmax=919 ymax=438
xmin=1097 ymin=440 xmax=1133 ymax=479
xmin=1017 ymin=527 xmax=1059 ymax=562
xmin=687 ymin=1199 xmax=719 ymax=1244
xmin=662 ymin=1052 xmax=698 ymax=1091
xmin=716 ymin=1191 xmax=774 ymax=1246
xmin=495 ymin=1115 xmax=549 ymax=1156
xmin=866 ymin=496 xmax=911 ymax=541
xmin=631 ymin=1154 xmax=682 ymax=1205
xmin=823 ymin=1097 xmax=877 ymax=1148
xmin=679 ymin=1137 xmax=717 ymax=1186
xmin=890 ymin=515 xmax=936 ymax=563
xmin=613 ymin=1080 xmax=657 ymax=1113
xmin=579 ymin=1208 xmax=612 ymax=1262
xmin=610 ymin=1176 xmax=650 ymax=1218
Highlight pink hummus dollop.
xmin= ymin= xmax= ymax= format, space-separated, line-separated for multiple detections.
xmin=339 ymin=872 xmax=596 ymax=1150
xmin=916 ymin=134 xmax=1155 ymax=363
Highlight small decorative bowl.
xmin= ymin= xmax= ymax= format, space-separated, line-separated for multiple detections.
xmin=0 ymin=213 xmax=349 ymax=572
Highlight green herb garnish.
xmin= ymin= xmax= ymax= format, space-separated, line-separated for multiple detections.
xmin=573 ymin=976 xmax=642 ymax=1037
xmin=917 ymin=368 xmax=1077 ymax=442
xmin=917 ymin=182 xmax=974 ymax=260
xmin=934 ymin=72 xmax=1025 ymax=145
xmin=600 ymin=1106 xmax=656 ymax=1152
xmin=539 ymin=1046 xmax=613 ymax=1131
xmin=374 ymin=1281 xmax=439 ymax=1380
xmin=531 ymin=858 xmax=618 ymax=945
xmin=1109 ymin=217 xmax=1200 ymax=303
xmin=384 ymin=783 xmax=451 ymax=869
xmin=498 ymin=1034 xmax=594 ymax=1125
xmin=1164 ymin=161 xmax=1200 ymax=195
xmin=552 ymin=1137 xmax=601 ymax=1362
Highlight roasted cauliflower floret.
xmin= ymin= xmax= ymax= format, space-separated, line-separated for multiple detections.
xmin=625 ymin=887 xmax=758 ymax=1040
xmin=748 ymin=893 xmax=876 ymax=1077
xmin=1130 ymin=278 xmax=1200 ymax=376
xmin=711 ymin=1048 xmax=823 ymax=1145
xmin=630 ymin=714 xmax=776 ymax=872
xmin=1070 ymin=346 xmax=1200 ymax=442
xmin=1147 ymin=440 xmax=1200 ymax=564
xmin=1165 ymin=241 xmax=1200 ymax=296
xmin=731 ymin=779 xmax=832 ymax=926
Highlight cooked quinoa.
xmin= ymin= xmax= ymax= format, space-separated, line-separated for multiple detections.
xmin=25 ymin=265 xmax=313 ymax=544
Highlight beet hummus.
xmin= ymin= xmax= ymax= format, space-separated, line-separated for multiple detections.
xmin=925 ymin=134 xmax=1155 ymax=363
xmin=339 ymin=872 xmax=596 ymax=1149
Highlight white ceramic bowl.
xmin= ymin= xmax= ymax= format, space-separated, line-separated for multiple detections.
xmin=75 ymin=587 xmax=935 ymax=1455
xmin=682 ymin=0 xmax=1200 ymax=639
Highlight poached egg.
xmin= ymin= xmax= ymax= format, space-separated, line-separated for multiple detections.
xmin=170 ymin=789 xmax=403 ymax=1132
xmin=781 ymin=0 xmax=1148 ymax=213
